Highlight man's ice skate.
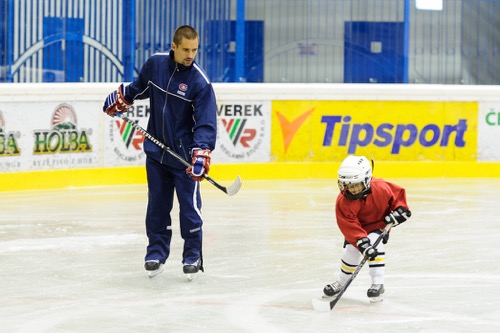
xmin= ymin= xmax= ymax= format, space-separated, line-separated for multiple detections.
xmin=144 ymin=260 xmax=164 ymax=278
xmin=183 ymin=259 xmax=202 ymax=281
xmin=367 ymin=284 xmax=384 ymax=302
xmin=323 ymin=281 xmax=343 ymax=298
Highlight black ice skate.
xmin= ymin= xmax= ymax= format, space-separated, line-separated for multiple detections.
xmin=144 ymin=260 xmax=164 ymax=278
xmin=323 ymin=281 xmax=343 ymax=298
xmin=367 ymin=284 xmax=384 ymax=302
xmin=183 ymin=258 xmax=202 ymax=281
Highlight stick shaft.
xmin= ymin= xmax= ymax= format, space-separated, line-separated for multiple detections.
xmin=119 ymin=115 xmax=241 ymax=195
xmin=329 ymin=222 xmax=393 ymax=310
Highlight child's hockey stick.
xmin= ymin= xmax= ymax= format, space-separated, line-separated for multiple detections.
xmin=118 ymin=115 xmax=242 ymax=196
xmin=312 ymin=221 xmax=395 ymax=312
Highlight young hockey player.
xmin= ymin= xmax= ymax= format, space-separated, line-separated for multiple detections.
xmin=323 ymin=155 xmax=411 ymax=302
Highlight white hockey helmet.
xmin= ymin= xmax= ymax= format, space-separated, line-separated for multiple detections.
xmin=337 ymin=155 xmax=373 ymax=200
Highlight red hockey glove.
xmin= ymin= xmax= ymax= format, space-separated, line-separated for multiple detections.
xmin=186 ymin=149 xmax=212 ymax=182
xmin=103 ymin=83 xmax=133 ymax=116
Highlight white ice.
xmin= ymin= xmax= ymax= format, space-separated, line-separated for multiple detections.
xmin=1 ymin=178 xmax=499 ymax=333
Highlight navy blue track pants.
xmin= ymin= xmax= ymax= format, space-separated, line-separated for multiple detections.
xmin=144 ymin=156 xmax=203 ymax=265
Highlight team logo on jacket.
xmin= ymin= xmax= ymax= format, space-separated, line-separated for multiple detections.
xmin=216 ymin=102 xmax=270 ymax=162
xmin=177 ymin=83 xmax=188 ymax=96
xmin=0 ymin=110 xmax=21 ymax=158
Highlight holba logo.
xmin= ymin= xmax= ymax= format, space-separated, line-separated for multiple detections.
xmin=0 ymin=110 xmax=21 ymax=156
xmin=33 ymin=103 xmax=92 ymax=154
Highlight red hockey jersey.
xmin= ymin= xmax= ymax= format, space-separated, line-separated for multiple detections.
xmin=335 ymin=177 xmax=409 ymax=247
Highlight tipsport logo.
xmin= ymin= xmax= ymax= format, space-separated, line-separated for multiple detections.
xmin=321 ymin=115 xmax=467 ymax=154
xmin=275 ymin=107 xmax=315 ymax=154
xmin=0 ymin=110 xmax=21 ymax=156
xmin=108 ymin=105 xmax=147 ymax=162
xmin=217 ymin=103 xmax=266 ymax=160
xmin=33 ymin=103 xmax=93 ymax=154
xmin=273 ymin=101 xmax=473 ymax=161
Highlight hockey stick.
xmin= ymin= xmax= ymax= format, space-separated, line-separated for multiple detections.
xmin=312 ymin=221 xmax=394 ymax=312
xmin=118 ymin=115 xmax=242 ymax=196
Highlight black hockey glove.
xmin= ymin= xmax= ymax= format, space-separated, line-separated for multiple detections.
xmin=356 ymin=237 xmax=378 ymax=260
xmin=384 ymin=206 xmax=411 ymax=227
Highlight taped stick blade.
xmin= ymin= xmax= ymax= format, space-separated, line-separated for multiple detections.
xmin=225 ymin=176 xmax=242 ymax=196
xmin=203 ymin=175 xmax=242 ymax=196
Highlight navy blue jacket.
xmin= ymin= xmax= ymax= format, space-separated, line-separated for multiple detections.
xmin=124 ymin=50 xmax=217 ymax=169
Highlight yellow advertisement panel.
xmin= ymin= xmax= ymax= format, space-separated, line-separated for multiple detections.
xmin=272 ymin=101 xmax=477 ymax=161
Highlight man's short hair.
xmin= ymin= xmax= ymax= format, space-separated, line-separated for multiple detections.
xmin=173 ymin=25 xmax=198 ymax=45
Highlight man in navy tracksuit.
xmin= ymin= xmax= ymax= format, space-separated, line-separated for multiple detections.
xmin=103 ymin=25 xmax=217 ymax=279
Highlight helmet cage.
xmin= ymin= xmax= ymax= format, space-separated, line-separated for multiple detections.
xmin=338 ymin=180 xmax=371 ymax=200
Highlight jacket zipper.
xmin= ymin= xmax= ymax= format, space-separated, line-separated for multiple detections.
xmin=161 ymin=63 xmax=178 ymax=163
xmin=179 ymin=139 xmax=189 ymax=162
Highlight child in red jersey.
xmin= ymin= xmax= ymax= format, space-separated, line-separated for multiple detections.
xmin=323 ymin=155 xmax=411 ymax=302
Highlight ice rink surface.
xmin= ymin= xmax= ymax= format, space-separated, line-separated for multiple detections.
xmin=1 ymin=178 xmax=499 ymax=333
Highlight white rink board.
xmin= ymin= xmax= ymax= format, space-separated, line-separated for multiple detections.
xmin=1 ymin=83 xmax=500 ymax=173
xmin=213 ymin=100 xmax=271 ymax=163
xmin=103 ymin=100 xmax=150 ymax=167
xmin=478 ymin=101 xmax=500 ymax=161
xmin=0 ymin=101 xmax=100 ymax=172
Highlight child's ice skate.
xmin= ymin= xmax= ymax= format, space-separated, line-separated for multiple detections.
xmin=367 ymin=284 xmax=384 ymax=303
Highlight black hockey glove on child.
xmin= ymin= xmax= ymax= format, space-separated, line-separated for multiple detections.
xmin=384 ymin=206 xmax=411 ymax=227
xmin=356 ymin=237 xmax=378 ymax=260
